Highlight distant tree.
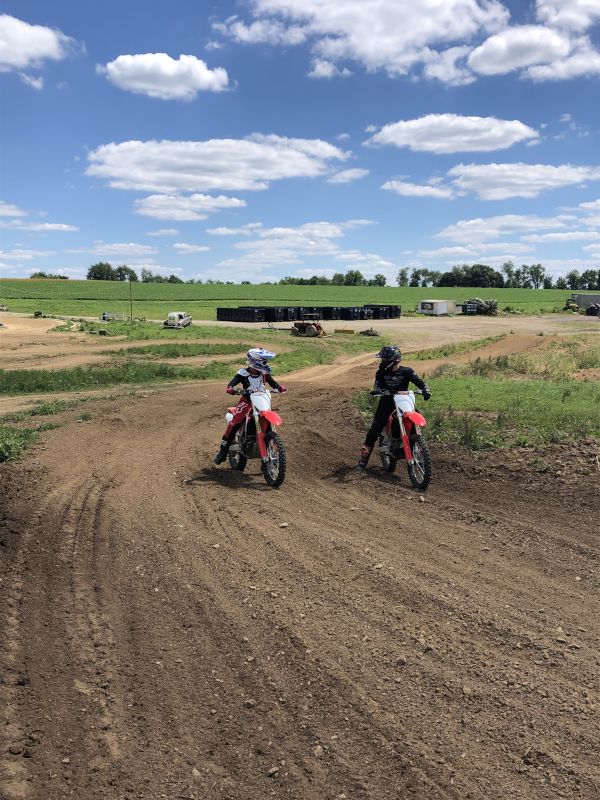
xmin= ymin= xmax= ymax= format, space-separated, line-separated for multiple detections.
xmin=241 ymin=280 xmax=251 ymax=285
xmin=555 ymin=276 xmax=568 ymax=290
xmin=515 ymin=264 xmax=532 ymax=289
xmin=565 ymin=269 xmax=582 ymax=290
xmin=331 ymin=272 xmax=345 ymax=285
xmin=529 ymin=263 xmax=545 ymax=289
xmin=580 ymin=269 xmax=599 ymax=290
xmin=114 ymin=265 xmax=138 ymax=282
xmin=396 ymin=268 xmax=409 ymax=287
xmin=168 ymin=274 xmax=184 ymax=283
xmin=30 ymin=271 xmax=68 ymax=279
xmin=369 ymin=273 xmax=387 ymax=287
xmin=344 ymin=269 xmax=365 ymax=286
xmin=502 ymin=261 xmax=516 ymax=288
xmin=409 ymin=269 xmax=422 ymax=287
xmin=543 ymin=275 xmax=554 ymax=289
xmin=87 ymin=262 xmax=116 ymax=280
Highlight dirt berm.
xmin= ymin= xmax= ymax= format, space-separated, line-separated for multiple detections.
xmin=1 ymin=363 xmax=599 ymax=799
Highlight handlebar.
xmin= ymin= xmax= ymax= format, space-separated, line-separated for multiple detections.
xmin=370 ymin=389 xmax=423 ymax=397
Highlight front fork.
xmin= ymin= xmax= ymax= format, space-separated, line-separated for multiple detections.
xmin=399 ymin=415 xmax=416 ymax=464
xmin=255 ymin=409 xmax=269 ymax=461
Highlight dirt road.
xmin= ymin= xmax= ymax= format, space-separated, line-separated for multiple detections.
xmin=1 ymin=358 xmax=599 ymax=799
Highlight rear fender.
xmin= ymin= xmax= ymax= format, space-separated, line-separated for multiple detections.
xmin=403 ymin=410 xmax=427 ymax=427
xmin=260 ymin=410 xmax=282 ymax=426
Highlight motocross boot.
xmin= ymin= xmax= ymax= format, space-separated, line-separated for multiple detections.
xmin=356 ymin=444 xmax=373 ymax=472
xmin=213 ymin=438 xmax=230 ymax=464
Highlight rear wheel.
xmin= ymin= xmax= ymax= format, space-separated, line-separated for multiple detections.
xmin=261 ymin=431 xmax=286 ymax=488
xmin=228 ymin=431 xmax=247 ymax=471
xmin=407 ymin=433 xmax=432 ymax=491
xmin=305 ymin=324 xmax=318 ymax=337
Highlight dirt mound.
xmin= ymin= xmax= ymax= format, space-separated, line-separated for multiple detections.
xmin=1 ymin=374 xmax=599 ymax=800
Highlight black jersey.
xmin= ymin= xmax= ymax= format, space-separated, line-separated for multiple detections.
xmin=374 ymin=365 xmax=429 ymax=394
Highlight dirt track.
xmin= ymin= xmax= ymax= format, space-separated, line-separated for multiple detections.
xmin=1 ymin=343 xmax=600 ymax=800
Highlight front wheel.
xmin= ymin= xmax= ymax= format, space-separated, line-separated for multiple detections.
xmin=379 ymin=434 xmax=397 ymax=473
xmin=261 ymin=431 xmax=286 ymax=488
xmin=407 ymin=434 xmax=432 ymax=491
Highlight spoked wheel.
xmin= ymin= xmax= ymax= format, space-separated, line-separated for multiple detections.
xmin=407 ymin=433 xmax=432 ymax=491
xmin=379 ymin=434 xmax=397 ymax=473
xmin=261 ymin=431 xmax=286 ymax=488
xmin=228 ymin=431 xmax=247 ymax=471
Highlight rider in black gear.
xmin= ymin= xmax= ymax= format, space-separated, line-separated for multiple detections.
xmin=357 ymin=345 xmax=431 ymax=471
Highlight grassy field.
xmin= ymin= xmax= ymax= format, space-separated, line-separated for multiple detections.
xmin=2 ymin=320 xmax=389 ymax=395
xmin=355 ymin=334 xmax=600 ymax=449
xmin=0 ymin=278 xmax=582 ymax=318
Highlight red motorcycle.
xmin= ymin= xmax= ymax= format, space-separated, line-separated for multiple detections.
xmin=225 ymin=388 xmax=286 ymax=488
xmin=373 ymin=389 xmax=432 ymax=490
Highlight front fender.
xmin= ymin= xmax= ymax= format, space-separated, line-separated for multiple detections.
xmin=403 ymin=410 xmax=427 ymax=427
xmin=260 ymin=410 xmax=282 ymax=426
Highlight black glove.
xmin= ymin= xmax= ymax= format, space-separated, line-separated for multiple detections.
xmin=422 ymin=388 xmax=431 ymax=401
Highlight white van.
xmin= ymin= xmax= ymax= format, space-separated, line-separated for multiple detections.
xmin=164 ymin=311 xmax=192 ymax=328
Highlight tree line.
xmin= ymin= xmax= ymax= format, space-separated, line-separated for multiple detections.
xmin=29 ymin=261 xmax=600 ymax=290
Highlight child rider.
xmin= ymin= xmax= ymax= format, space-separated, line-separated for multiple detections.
xmin=357 ymin=345 xmax=431 ymax=472
xmin=213 ymin=347 xmax=286 ymax=464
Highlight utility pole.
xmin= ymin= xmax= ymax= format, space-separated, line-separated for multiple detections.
xmin=129 ymin=277 xmax=133 ymax=322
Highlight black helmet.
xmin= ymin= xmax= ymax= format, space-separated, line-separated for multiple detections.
xmin=376 ymin=345 xmax=401 ymax=364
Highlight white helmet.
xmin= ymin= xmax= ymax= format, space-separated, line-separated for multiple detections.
xmin=246 ymin=348 xmax=276 ymax=372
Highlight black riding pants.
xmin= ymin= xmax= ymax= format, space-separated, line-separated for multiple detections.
xmin=364 ymin=397 xmax=396 ymax=448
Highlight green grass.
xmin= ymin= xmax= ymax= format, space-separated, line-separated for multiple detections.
xmin=0 ymin=398 xmax=88 ymax=423
xmin=0 ymin=426 xmax=36 ymax=462
xmin=103 ymin=342 xmax=250 ymax=358
xmin=431 ymin=334 xmax=600 ymax=381
xmin=355 ymin=377 xmax=600 ymax=449
xmin=409 ymin=335 xmax=505 ymax=360
xmin=2 ymin=321 xmax=386 ymax=395
xmin=0 ymin=278 xmax=582 ymax=318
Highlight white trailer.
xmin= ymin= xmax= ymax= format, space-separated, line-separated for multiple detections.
xmin=417 ymin=299 xmax=458 ymax=316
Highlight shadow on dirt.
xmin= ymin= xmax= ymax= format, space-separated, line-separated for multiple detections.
xmin=322 ymin=463 xmax=409 ymax=488
xmin=184 ymin=467 xmax=272 ymax=492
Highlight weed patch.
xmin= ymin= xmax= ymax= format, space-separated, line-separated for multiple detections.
xmin=0 ymin=426 xmax=36 ymax=462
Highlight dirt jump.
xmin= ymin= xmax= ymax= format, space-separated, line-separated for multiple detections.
xmin=1 ymin=335 xmax=599 ymax=800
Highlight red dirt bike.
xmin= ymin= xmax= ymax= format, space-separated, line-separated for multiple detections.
xmin=225 ymin=388 xmax=286 ymax=488
xmin=372 ymin=389 xmax=432 ymax=491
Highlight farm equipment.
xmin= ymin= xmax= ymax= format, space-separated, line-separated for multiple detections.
xmin=359 ymin=327 xmax=380 ymax=336
xmin=463 ymin=298 xmax=498 ymax=316
xmin=100 ymin=311 xmax=126 ymax=321
xmin=563 ymin=298 xmax=579 ymax=312
xmin=291 ymin=313 xmax=326 ymax=337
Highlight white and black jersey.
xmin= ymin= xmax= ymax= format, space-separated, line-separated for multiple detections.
xmin=227 ymin=368 xmax=282 ymax=393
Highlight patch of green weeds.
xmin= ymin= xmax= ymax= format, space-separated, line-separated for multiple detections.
xmin=0 ymin=426 xmax=36 ymax=462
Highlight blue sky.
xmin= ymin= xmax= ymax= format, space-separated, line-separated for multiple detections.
xmin=1 ymin=0 xmax=599 ymax=283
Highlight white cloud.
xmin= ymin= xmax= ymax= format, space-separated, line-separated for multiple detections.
xmin=423 ymin=46 xmax=474 ymax=85
xmin=308 ymin=59 xmax=352 ymax=78
xmin=146 ymin=228 xmax=179 ymax=236
xmin=536 ymin=0 xmax=600 ymax=31
xmin=19 ymin=73 xmax=43 ymax=89
xmin=100 ymin=53 xmax=229 ymax=100
xmin=87 ymin=135 xmax=349 ymax=193
xmin=206 ymin=224 xmax=264 ymax=236
xmin=524 ymin=37 xmax=600 ymax=80
xmin=382 ymin=180 xmax=455 ymax=199
xmin=214 ymin=0 xmax=508 ymax=80
xmin=468 ymin=26 xmax=571 ymax=76
xmin=522 ymin=230 xmax=600 ymax=242
xmin=67 ymin=242 xmax=158 ymax=257
xmin=0 ymin=14 xmax=76 ymax=73
xmin=0 ymin=248 xmax=54 ymax=261
xmin=215 ymin=219 xmax=375 ymax=269
xmin=436 ymin=214 xmax=570 ymax=243
xmin=447 ymin=162 xmax=600 ymax=200
xmin=0 ymin=220 xmax=78 ymax=231
xmin=173 ymin=243 xmax=211 ymax=254
xmin=578 ymin=199 xmax=600 ymax=211
xmin=327 ymin=168 xmax=369 ymax=184
xmin=134 ymin=193 xmax=246 ymax=221
xmin=0 ymin=201 xmax=26 ymax=216
xmin=419 ymin=241 xmax=533 ymax=258
xmin=367 ymin=114 xmax=538 ymax=153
